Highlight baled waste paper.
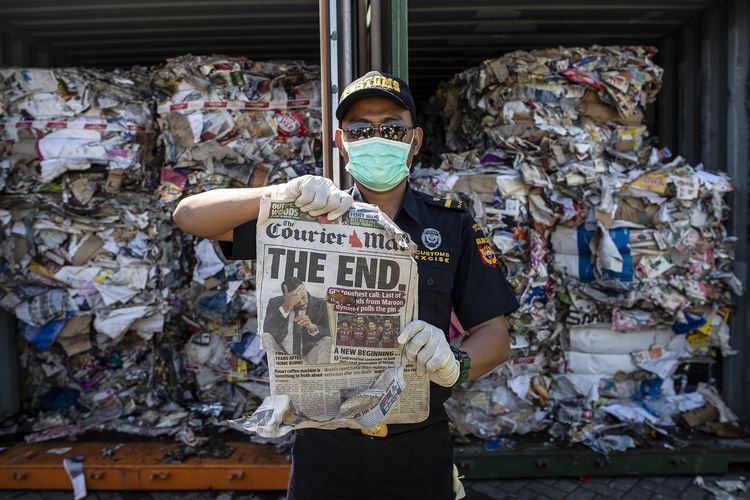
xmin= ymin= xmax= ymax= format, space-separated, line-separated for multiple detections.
xmin=151 ymin=55 xmax=322 ymax=204
xmin=0 ymin=66 xmax=157 ymax=195
xmin=416 ymin=45 xmax=743 ymax=451
xmin=0 ymin=57 xmax=321 ymax=449
xmin=0 ymin=48 xmax=744 ymax=453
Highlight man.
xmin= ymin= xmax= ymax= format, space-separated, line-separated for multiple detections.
xmin=173 ymin=70 xmax=518 ymax=500
xmin=336 ymin=319 xmax=353 ymax=346
xmin=351 ymin=315 xmax=366 ymax=347
xmin=365 ymin=319 xmax=381 ymax=348
xmin=380 ymin=318 xmax=398 ymax=348
xmin=263 ymin=276 xmax=330 ymax=358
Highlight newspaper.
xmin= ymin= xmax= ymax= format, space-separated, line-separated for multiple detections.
xmin=229 ymin=195 xmax=429 ymax=437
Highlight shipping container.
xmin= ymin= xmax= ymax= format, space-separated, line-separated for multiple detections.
xmin=0 ymin=0 xmax=747 ymax=488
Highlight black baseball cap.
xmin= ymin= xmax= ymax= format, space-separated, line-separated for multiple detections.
xmin=336 ymin=71 xmax=416 ymax=122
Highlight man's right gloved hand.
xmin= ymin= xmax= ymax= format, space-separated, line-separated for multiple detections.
xmin=273 ymin=175 xmax=353 ymax=220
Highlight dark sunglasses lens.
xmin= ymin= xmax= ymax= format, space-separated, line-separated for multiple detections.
xmin=380 ymin=123 xmax=408 ymax=142
xmin=344 ymin=124 xmax=375 ymax=142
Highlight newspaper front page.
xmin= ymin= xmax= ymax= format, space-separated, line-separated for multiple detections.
xmin=229 ymin=196 xmax=429 ymax=437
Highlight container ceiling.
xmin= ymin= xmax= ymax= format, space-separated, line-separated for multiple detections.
xmin=0 ymin=0 xmax=322 ymax=66
xmin=0 ymin=0 xmax=718 ymax=101
xmin=406 ymin=0 xmax=718 ymax=98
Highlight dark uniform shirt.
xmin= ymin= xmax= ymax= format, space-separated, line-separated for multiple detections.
xmin=219 ymin=184 xmax=519 ymax=425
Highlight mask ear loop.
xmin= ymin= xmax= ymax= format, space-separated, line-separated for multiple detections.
xmin=405 ymin=135 xmax=415 ymax=169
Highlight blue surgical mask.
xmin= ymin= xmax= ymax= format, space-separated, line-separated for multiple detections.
xmin=342 ymin=136 xmax=412 ymax=192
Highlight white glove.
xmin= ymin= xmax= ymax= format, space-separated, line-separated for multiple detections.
xmin=397 ymin=320 xmax=460 ymax=387
xmin=273 ymin=175 xmax=353 ymax=220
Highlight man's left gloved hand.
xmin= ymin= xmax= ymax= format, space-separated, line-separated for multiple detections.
xmin=397 ymin=320 xmax=460 ymax=387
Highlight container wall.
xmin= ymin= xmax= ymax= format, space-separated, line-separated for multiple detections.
xmin=719 ymin=0 xmax=749 ymax=420
xmin=0 ymin=25 xmax=70 ymax=67
xmin=0 ymin=310 xmax=20 ymax=417
xmin=0 ymin=0 xmax=748 ymax=419
xmin=660 ymin=0 xmax=749 ymax=418
xmin=403 ymin=0 xmax=750 ymax=418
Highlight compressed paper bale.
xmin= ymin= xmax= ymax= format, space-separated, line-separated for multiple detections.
xmin=565 ymin=351 xmax=638 ymax=375
xmin=0 ymin=67 xmax=156 ymax=193
xmin=425 ymin=44 xmax=741 ymax=445
xmin=568 ymin=324 xmax=673 ymax=354
xmin=151 ymin=55 xmax=323 ymax=205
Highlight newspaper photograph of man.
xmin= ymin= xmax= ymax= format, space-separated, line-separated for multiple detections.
xmin=336 ymin=319 xmax=353 ymax=346
xmin=351 ymin=315 xmax=366 ymax=346
xmin=380 ymin=318 xmax=398 ymax=348
xmin=262 ymin=276 xmax=332 ymax=363
xmin=365 ymin=320 xmax=380 ymax=347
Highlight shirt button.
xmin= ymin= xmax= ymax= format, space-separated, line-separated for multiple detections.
xmin=427 ymin=277 xmax=434 ymax=286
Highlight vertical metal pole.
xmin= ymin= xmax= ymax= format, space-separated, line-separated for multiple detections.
xmin=319 ymin=0 xmax=341 ymax=186
xmin=657 ymin=36 xmax=677 ymax=150
xmin=338 ymin=0 xmax=355 ymax=189
xmin=329 ymin=0 xmax=340 ymax=187
xmin=0 ymin=29 xmax=6 ymax=66
xmin=0 ymin=310 xmax=19 ymax=417
xmin=357 ymin=0 xmax=369 ymax=75
xmin=678 ymin=22 xmax=701 ymax=163
xmin=339 ymin=0 xmax=354 ymax=89
xmin=723 ymin=0 xmax=750 ymax=419
xmin=390 ymin=0 xmax=408 ymax=81
xmin=701 ymin=5 xmax=727 ymax=169
xmin=370 ymin=0 xmax=382 ymax=71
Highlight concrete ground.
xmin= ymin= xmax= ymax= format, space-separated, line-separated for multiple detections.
xmin=3 ymin=470 xmax=749 ymax=500
xmin=462 ymin=473 xmax=749 ymax=499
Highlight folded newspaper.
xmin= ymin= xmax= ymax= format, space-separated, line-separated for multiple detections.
xmin=229 ymin=195 xmax=429 ymax=437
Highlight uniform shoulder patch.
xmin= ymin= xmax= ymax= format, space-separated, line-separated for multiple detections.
xmin=426 ymin=196 xmax=465 ymax=210
xmin=471 ymin=222 xmax=498 ymax=268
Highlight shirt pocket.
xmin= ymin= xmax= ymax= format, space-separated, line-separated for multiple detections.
xmin=418 ymin=265 xmax=453 ymax=328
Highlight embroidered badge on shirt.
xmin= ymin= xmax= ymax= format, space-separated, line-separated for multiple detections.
xmin=472 ymin=223 xmax=498 ymax=268
xmin=476 ymin=240 xmax=498 ymax=268
xmin=421 ymin=228 xmax=442 ymax=250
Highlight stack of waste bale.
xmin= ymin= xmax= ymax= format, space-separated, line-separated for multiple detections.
xmin=413 ymin=46 xmax=743 ymax=451
xmin=0 ymin=58 xmax=313 ymax=446
xmin=150 ymin=56 xmax=324 ymax=446
xmin=151 ymin=55 xmax=322 ymax=204
xmin=0 ymin=67 xmax=157 ymax=195
xmin=0 ymin=193 xmax=180 ymax=442
xmin=0 ymin=66 xmax=179 ymax=441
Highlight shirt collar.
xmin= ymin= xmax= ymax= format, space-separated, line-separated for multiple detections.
xmin=350 ymin=183 xmax=422 ymax=224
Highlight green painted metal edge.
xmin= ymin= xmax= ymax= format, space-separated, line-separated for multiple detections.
xmin=454 ymin=439 xmax=750 ymax=479
xmin=390 ymin=0 xmax=408 ymax=82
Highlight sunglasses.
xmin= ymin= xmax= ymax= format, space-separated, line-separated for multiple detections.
xmin=341 ymin=122 xmax=414 ymax=143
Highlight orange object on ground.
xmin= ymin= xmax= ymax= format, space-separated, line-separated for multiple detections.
xmin=0 ymin=441 xmax=290 ymax=490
